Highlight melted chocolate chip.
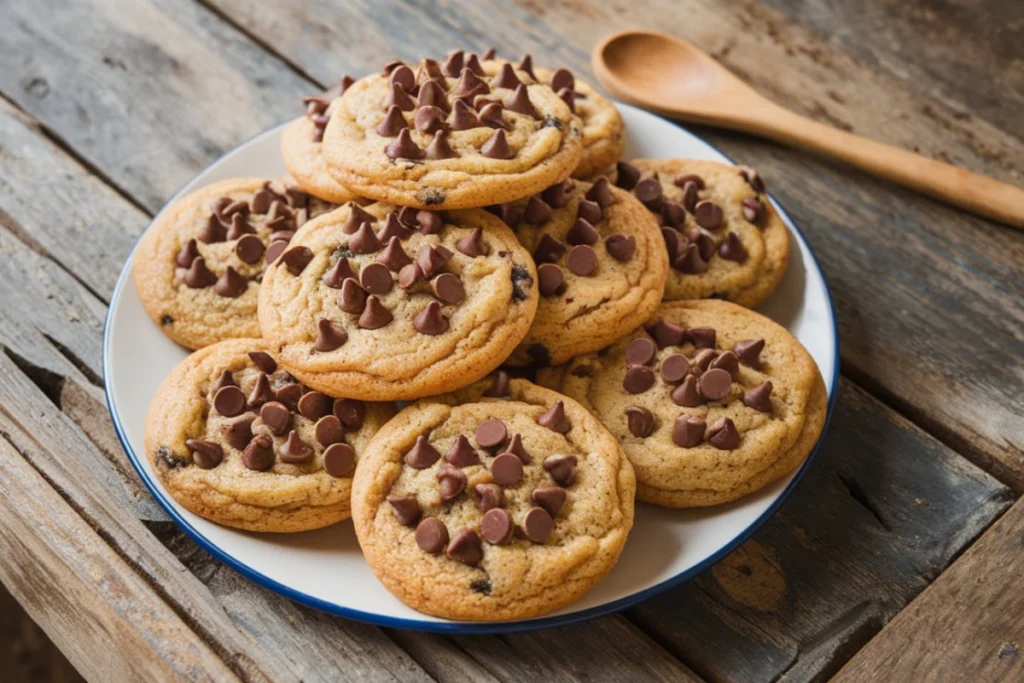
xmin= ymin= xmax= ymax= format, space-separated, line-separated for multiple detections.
xmin=437 ymin=464 xmax=468 ymax=501
xmin=543 ymin=454 xmax=576 ymax=486
xmin=475 ymin=483 xmax=504 ymax=512
xmin=511 ymin=264 xmax=533 ymax=301
xmin=625 ymin=406 xmax=656 ymax=438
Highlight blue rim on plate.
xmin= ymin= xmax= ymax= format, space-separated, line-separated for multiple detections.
xmin=103 ymin=116 xmax=840 ymax=634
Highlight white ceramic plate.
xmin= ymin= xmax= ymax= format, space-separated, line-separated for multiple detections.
xmin=105 ymin=103 xmax=838 ymax=633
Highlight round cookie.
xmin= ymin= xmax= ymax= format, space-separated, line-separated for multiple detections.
xmin=134 ymin=177 xmax=336 ymax=349
xmin=257 ymin=201 xmax=538 ymax=400
xmin=145 ymin=338 xmax=395 ymax=532
xmin=612 ymin=159 xmax=789 ymax=307
xmin=491 ymin=178 xmax=667 ymax=366
xmin=351 ymin=376 xmax=635 ymax=621
xmin=282 ymin=76 xmax=366 ymax=204
xmin=537 ymin=300 xmax=827 ymax=508
xmin=321 ymin=53 xmax=583 ymax=209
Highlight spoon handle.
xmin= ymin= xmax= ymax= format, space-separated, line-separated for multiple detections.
xmin=745 ymin=103 xmax=1024 ymax=229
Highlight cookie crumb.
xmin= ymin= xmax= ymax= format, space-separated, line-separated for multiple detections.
xmin=511 ymin=264 xmax=533 ymax=301
xmin=156 ymin=446 xmax=188 ymax=470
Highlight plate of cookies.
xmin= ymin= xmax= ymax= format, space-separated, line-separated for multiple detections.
xmin=106 ymin=50 xmax=838 ymax=631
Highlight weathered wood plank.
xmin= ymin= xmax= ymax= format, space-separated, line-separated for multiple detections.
xmin=625 ymin=379 xmax=1013 ymax=682
xmin=835 ymin=496 xmax=1024 ymax=682
xmin=0 ymin=437 xmax=239 ymax=682
xmin=0 ymin=583 xmax=85 ymax=683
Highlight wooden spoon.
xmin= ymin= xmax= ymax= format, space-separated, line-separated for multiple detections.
xmin=592 ymin=29 xmax=1024 ymax=229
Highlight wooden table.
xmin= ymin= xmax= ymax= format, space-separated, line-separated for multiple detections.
xmin=1 ymin=0 xmax=1021 ymax=680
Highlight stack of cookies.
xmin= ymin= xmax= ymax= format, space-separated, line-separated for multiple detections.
xmin=134 ymin=48 xmax=825 ymax=622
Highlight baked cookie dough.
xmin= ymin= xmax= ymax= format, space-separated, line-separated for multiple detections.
xmin=134 ymin=177 xmax=335 ymax=349
xmin=490 ymin=178 xmax=667 ymax=366
xmin=321 ymin=53 xmax=583 ymax=209
xmin=351 ymin=376 xmax=635 ymax=621
xmin=257 ymin=201 xmax=538 ymax=400
xmin=282 ymin=76 xmax=366 ymax=204
xmin=145 ymin=338 xmax=394 ymax=532
xmin=538 ymin=300 xmax=827 ymax=508
xmin=612 ymin=159 xmax=789 ymax=307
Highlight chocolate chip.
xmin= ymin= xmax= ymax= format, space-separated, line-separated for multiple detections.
xmin=691 ymin=348 xmax=718 ymax=373
xmin=523 ymin=197 xmax=553 ymax=226
xmin=528 ymin=488 xmax=566 ymax=522
xmin=349 ymin=222 xmax=381 ymax=255
xmin=605 ymin=234 xmax=636 ymax=262
xmin=279 ymin=431 xmax=314 ymax=464
xmin=537 ymin=263 xmax=564 ymax=296
xmin=668 ymin=375 xmax=701 ymax=407
xmin=444 ymin=435 xmax=479 ymax=467
xmin=183 ymin=257 xmax=217 ymax=288
xmin=624 ymin=338 xmax=655 ymax=366
xmin=558 ymin=86 xmax=576 ymax=113
xmin=279 ymin=246 xmax=313 ymax=275
xmin=416 ymin=517 xmax=449 ymax=553
xmin=336 ymin=279 xmax=367 ymax=315
xmin=503 ymin=84 xmax=536 ymax=117
xmin=322 ymin=258 xmax=355 ymax=289
xmin=647 ymin=320 xmax=686 ymax=349
xmin=250 ymin=188 xmax=273 ymax=214
xmin=384 ymin=82 xmax=415 ymax=112
xmin=388 ymin=493 xmax=421 ymax=526
xmin=585 ymin=178 xmax=615 ymax=208
xmin=699 ymin=368 xmax=732 ymax=401
xmin=523 ymin=507 xmax=554 ymax=543
xmin=672 ymin=415 xmax=705 ymax=448
xmin=662 ymin=228 xmax=681 ymax=261
xmin=734 ymin=339 xmax=765 ymax=369
xmin=537 ymin=401 xmax=571 ymax=434
xmin=625 ymin=406 xmax=655 ymax=438
xmin=322 ymin=442 xmax=355 ymax=477
xmin=355 ymin=261 xmax=392 ymax=299
xmin=454 ymin=67 xmax=489 ymax=99
xmin=198 ymin=214 xmax=227 ymax=244
xmin=414 ymin=105 xmax=448 ymax=134
xmin=475 ymin=419 xmax=508 ymax=450
xmin=719 ymin=232 xmax=747 ymax=261
xmin=397 ymin=263 xmax=424 ymax=289
xmin=274 ymin=383 xmax=303 ymax=411
xmin=504 ymin=434 xmax=531 ymax=464
xmin=437 ymin=464 xmax=468 ymax=501
xmin=491 ymin=452 xmax=523 ymax=487
xmin=483 ymin=371 xmax=510 ymax=398
xmin=221 ymin=415 xmax=255 ymax=451
xmin=448 ymin=99 xmax=480 ymax=131
xmin=480 ymin=129 xmax=513 ymax=159
xmin=331 ymin=398 xmax=365 ymax=429
xmin=226 ymin=213 xmax=256 ymax=241
xmin=231 ymin=234 xmax=263 ymax=265
xmin=475 ymin=508 xmax=512 ymax=545
xmin=518 ymin=53 xmax=536 ymax=79
xmin=676 ymin=244 xmax=707 ymax=274
xmin=543 ymin=454 xmax=576 ymax=486
xmin=377 ymin=105 xmax=408 ymax=137
xmin=416 ymin=243 xmax=452 ymax=277
xmin=565 ymin=245 xmax=597 ymax=276
xmin=491 ymin=202 xmax=521 ymax=229
xmin=673 ymin=173 xmax=705 ymax=190
xmin=687 ymin=326 xmax=717 ymax=349
xmin=214 ymin=266 xmax=248 ymax=298
xmin=662 ymin=201 xmax=686 ymax=229
xmin=442 ymin=50 xmax=464 ymax=77
xmin=213 ymin=385 xmax=246 ymax=417
xmin=314 ymin=318 xmax=348 ymax=351
xmin=634 ymin=177 xmax=662 ymax=205
xmin=742 ymin=197 xmax=765 ymax=224
xmin=710 ymin=350 xmax=740 ymax=379
xmin=743 ymin=381 xmax=773 ymax=413
xmin=358 ymin=296 xmax=392 ymax=329
xmin=296 ymin=391 xmax=330 ymax=421
xmin=405 ymin=435 xmax=440 ymax=469
xmin=451 ymin=228 xmax=484 ymax=258
xmin=385 ymin=128 xmax=423 ymax=160
xmin=680 ymin=181 xmax=700 ymax=213
xmin=566 ymin=218 xmax=599 ymax=246
xmin=269 ymin=229 xmax=295 ymax=244
xmin=447 ymin=529 xmax=483 ymax=566
xmin=413 ymin=300 xmax=449 ymax=335
xmin=247 ymin=373 xmax=275 ymax=408
xmin=615 ymin=161 xmax=641 ymax=190
xmin=389 ymin=64 xmax=415 ymax=91
xmin=475 ymin=483 xmax=504 ymax=512
xmin=687 ymin=227 xmax=716 ymax=259
xmin=212 ymin=369 xmax=235 ymax=393
xmin=577 ymin=199 xmax=602 ymax=225
xmin=488 ymin=62 xmax=519 ymax=90
xmin=265 ymin=240 xmax=288 ymax=265
xmin=465 ymin=53 xmax=486 ymax=75
xmin=417 ymin=78 xmax=448 ymax=110
xmin=659 ymin=353 xmax=690 ymax=382
xmin=623 ymin=365 xmax=656 ymax=394
xmin=176 ymin=239 xmax=200 ymax=268
xmin=707 ymin=417 xmax=741 ymax=450
xmin=430 ymin=273 xmax=465 ymax=304
xmin=342 ymin=204 xmax=376 ymax=234
xmin=694 ymin=200 xmax=723 ymax=229
xmin=423 ymin=129 xmax=456 ymax=160
xmin=242 ymin=434 xmax=275 ymax=470
xmin=547 ymin=67 xmax=573 ymax=93
xmin=259 ymin=401 xmax=290 ymax=435
xmin=738 ymin=165 xmax=765 ymax=192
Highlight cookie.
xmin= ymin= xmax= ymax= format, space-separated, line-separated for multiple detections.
xmin=350 ymin=376 xmax=635 ymax=621
xmin=281 ymin=76 xmax=366 ymax=204
xmin=134 ymin=177 xmax=335 ymax=349
xmin=257 ymin=201 xmax=538 ymax=400
xmin=524 ymin=59 xmax=625 ymax=180
xmin=145 ymin=338 xmax=395 ymax=532
xmin=612 ymin=159 xmax=789 ymax=307
xmin=491 ymin=178 xmax=667 ymax=366
xmin=321 ymin=53 xmax=583 ymax=209
xmin=537 ymin=300 xmax=827 ymax=508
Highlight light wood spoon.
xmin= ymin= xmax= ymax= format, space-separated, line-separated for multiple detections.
xmin=592 ymin=29 xmax=1024 ymax=229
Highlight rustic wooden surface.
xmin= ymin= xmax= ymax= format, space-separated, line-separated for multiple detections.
xmin=0 ymin=0 xmax=1020 ymax=681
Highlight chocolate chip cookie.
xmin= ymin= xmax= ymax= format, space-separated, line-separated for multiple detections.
xmin=538 ymin=300 xmax=827 ymax=508
xmin=490 ymin=178 xmax=667 ymax=366
xmin=612 ymin=159 xmax=789 ymax=307
xmin=134 ymin=177 xmax=335 ymax=349
xmin=145 ymin=338 xmax=395 ymax=532
xmin=257 ymin=201 xmax=538 ymax=400
xmin=282 ymin=75 xmax=367 ymax=203
xmin=350 ymin=375 xmax=635 ymax=621
xmin=321 ymin=53 xmax=583 ymax=209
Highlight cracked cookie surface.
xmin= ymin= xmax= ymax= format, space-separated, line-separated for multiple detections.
xmin=145 ymin=338 xmax=395 ymax=532
xmin=538 ymin=300 xmax=826 ymax=508
xmin=351 ymin=376 xmax=635 ymax=621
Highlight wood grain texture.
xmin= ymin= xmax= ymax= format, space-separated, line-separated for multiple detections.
xmin=835 ymin=496 xmax=1024 ymax=682
xmin=0 ymin=583 xmax=84 ymax=683
xmin=0 ymin=437 xmax=239 ymax=682
xmin=626 ymin=379 xmax=1012 ymax=682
